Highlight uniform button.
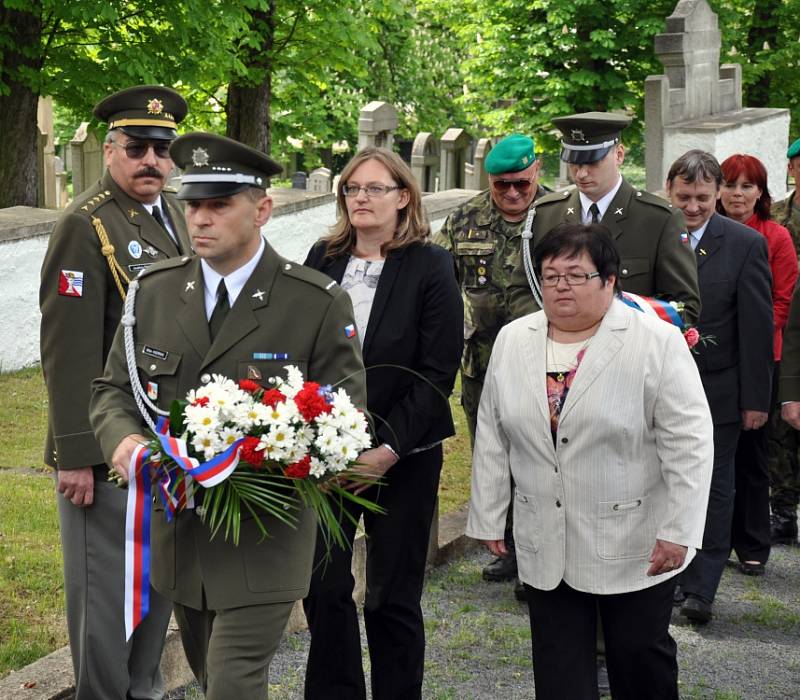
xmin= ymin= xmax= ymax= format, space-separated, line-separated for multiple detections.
xmin=622 ymin=268 xmax=628 ymax=275
xmin=284 ymin=263 xmax=292 ymax=270
xmin=201 ymin=373 xmax=211 ymax=384
xmin=149 ymin=363 xmax=157 ymax=371
xmin=561 ymin=437 xmax=568 ymax=444
xmin=556 ymin=500 xmax=562 ymax=508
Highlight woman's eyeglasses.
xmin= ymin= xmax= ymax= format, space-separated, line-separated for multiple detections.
xmin=342 ymin=184 xmax=401 ymax=198
xmin=490 ymin=177 xmax=535 ymax=193
xmin=111 ymin=140 xmax=171 ymax=160
xmin=540 ymin=272 xmax=601 ymax=287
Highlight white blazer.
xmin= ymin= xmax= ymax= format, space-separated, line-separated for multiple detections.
xmin=466 ymin=298 xmax=713 ymax=594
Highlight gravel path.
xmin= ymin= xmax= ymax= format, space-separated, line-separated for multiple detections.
xmin=172 ymin=543 xmax=800 ymax=699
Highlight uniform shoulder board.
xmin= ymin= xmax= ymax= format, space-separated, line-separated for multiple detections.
xmin=281 ymin=259 xmax=340 ymax=296
xmin=635 ymin=189 xmax=674 ymax=212
xmin=77 ymin=188 xmax=115 ymax=216
xmin=137 ymin=255 xmax=192 ymax=280
xmin=533 ymin=187 xmax=575 ymax=208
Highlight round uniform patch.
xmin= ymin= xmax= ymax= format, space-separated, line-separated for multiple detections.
xmin=128 ymin=240 xmax=143 ymax=259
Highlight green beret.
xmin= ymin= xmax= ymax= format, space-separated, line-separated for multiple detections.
xmin=788 ymin=138 xmax=800 ymax=160
xmin=484 ymin=134 xmax=537 ymax=175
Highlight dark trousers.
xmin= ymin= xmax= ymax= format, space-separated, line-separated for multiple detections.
xmin=303 ymin=445 xmax=442 ymax=700
xmin=732 ymin=365 xmax=776 ymax=563
xmin=524 ymin=579 xmax=678 ymax=700
xmin=680 ymin=421 xmax=739 ymax=602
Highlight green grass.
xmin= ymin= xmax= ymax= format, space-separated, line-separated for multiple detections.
xmin=741 ymin=582 xmax=800 ymax=631
xmin=0 ymin=470 xmax=66 ymax=675
xmin=0 ymin=365 xmax=49 ymax=469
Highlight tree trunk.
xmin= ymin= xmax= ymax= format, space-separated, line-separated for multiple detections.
xmin=0 ymin=5 xmax=43 ymax=208
xmin=744 ymin=0 xmax=782 ymax=107
xmin=225 ymin=2 xmax=275 ymax=155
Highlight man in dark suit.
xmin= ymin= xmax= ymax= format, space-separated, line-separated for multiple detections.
xmin=507 ymin=112 xmax=700 ymax=325
xmin=39 ymin=85 xmax=190 ymax=699
xmin=666 ymin=149 xmax=773 ymax=624
xmin=90 ymin=133 xmax=366 ymax=700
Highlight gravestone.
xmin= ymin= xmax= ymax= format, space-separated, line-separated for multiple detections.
xmin=54 ymin=156 xmax=68 ymax=209
xmin=291 ymin=171 xmax=308 ymax=190
xmin=70 ymin=122 xmax=104 ymax=197
xmin=308 ymin=167 xmax=332 ymax=193
xmin=357 ymin=101 xmax=398 ymax=151
xmin=410 ymin=132 xmax=440 ymax=192
xmin=645 ymin=0 xmax=789 ymax=196
xmin=466 ymin=138 xmax=493 ymax=190
xmin=37 ymin=96 xmax=58 ymax=209
xmin=440 ymin=128 xmax=472 ymax=190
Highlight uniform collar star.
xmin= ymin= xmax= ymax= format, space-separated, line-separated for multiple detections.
xmin=567 ymin=207 xmax=575 ymax=215
xmin=185 ymin=281 xmax=195 ymax=291
xmin=252 ymin=289 xmax=265 ymax=301
xmin=614 ymin=207 xmax=624 ymax=215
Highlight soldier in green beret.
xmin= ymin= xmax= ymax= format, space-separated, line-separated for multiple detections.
xmin=770 ymin=137 xmax=800 ymax=545
xmin=433 ymin=134 xmax=549 ymax=589
xmin=39 ymin=84 xmax=190 ymax=700
xmin=90 ymin=132 xmax=366 ymax=700
xmin=506 ymin=112 xmax=700 ymax=326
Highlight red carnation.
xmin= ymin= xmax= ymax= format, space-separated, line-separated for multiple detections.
xmin=192 ymin=396 xmax=210 ymax=407
xmin=294 ymin=382 xmax=332 ymax=421
xmin=261 ymin=388 xmax=286 ymax=408
xmin=240 ymin=436 xmax=266 ymax=468
xmin=238 ymin=379 xmax=261 ymax=394
xmin=285 ymin=455 xmax=311 ymax=479
xmin=684 ymin=327 xmax=700 ymax=349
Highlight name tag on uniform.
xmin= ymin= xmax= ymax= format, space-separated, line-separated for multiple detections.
xmin=143 ymin=345 xmax=169 ymax=360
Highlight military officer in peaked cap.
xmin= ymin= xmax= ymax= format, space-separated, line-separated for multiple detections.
xmin=39 ymin=84 xmax=190 ymax=700
xmin=507 ymin=111 xmax=700 ymax=325
xmin=90 ymin=132 xmax=366 ymax=700
xmin=434 ymin=133 xmax=549 ymax=593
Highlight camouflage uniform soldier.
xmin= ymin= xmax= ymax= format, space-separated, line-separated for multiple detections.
xmin=770 ymin=137 xmax=800 ymax=544
xmin=434 ymin=134 xmax=547 ymax=589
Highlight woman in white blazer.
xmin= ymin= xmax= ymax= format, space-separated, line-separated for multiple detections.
xmin=467 ymin=223 xmax=713 ymax=700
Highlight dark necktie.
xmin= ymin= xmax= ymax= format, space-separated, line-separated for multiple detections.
xmin=589 ymin=202 xmax=601 ymax=223
xmin=152 ymin=204 xmax=182 ymax=253
xmin=208 ymin=280 xmax=230 ymax=341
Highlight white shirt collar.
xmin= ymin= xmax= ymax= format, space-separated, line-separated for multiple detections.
xmin=579 ymin=176 xmax=624 ymax=224
xmin=201 ymin=236 xmax=266 ymax=320
xmin=142 ymin=197 xmax=177 ymax=243
xmin=689 ymin=218 xmax=711 ymax=251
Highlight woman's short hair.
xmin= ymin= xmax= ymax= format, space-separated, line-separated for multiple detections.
xmin=717 ymin=153 xmax=772 ymax=220
xmin=322 ymin=147 xmax=429 ymax=258
xmin=533 ymin=223 xmax=621 ymax=294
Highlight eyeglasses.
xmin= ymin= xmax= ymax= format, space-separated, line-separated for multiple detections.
xmin=111 ymin=139 xmax=171 ymax=160
xmin=540 ymin=272 xmax=601 ymax=287
xmin=342 ymin=184 xmax=401 ymax=198
xmin=490 ymin=177 xmax=535 ymax=193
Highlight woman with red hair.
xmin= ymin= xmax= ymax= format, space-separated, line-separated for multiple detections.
xmin=717 ymin=154 xmax=798 ymax=575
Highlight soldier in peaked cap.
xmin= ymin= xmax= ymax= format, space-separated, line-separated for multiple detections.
xmin=507 ymin=111 xmax=700 ymax=325
xmin=90 ymin=132 xmax=366 ymax=700
xmin=39 ymin=85 xmax=189 ymax=700
xmin=434 ymin=133 xmax=549 ymax=592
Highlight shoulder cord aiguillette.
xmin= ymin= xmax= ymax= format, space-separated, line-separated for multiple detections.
xmin=121 ymin=278 xmax=169 ymax=433
xmin=92 ymin=216 xmax=131 ymax=302
xmin=521 ymin=206 xmax=544 ymax=309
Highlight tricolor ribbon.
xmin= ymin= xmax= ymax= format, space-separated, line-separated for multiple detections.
xmin=123 ymin=420 xmax=244 ymax=639
xmin=620 ymin=292 xmax=684 ymax=329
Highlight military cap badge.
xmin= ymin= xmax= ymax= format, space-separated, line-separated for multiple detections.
xmin=146 ymin=98 xmax=164 ymax=115
xmin=192 ymin=147 xmax=210 ymax=167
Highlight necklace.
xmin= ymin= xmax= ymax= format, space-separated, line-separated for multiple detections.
xmin=546 ymin=334 xmax=592 ymax=382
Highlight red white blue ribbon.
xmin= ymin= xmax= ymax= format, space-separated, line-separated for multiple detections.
xmin=123 ymin=420 xmax=244 ymax=639
xmin=620 ymin=292 xmax=684 ymax=329
xmin=124 ymin=443 xmax=152 ymax=640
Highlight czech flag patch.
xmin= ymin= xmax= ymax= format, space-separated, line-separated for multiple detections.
xmin=59 ymin=270 xmax=84 ymax=297
xmin=679 ymin=231 xmax=689 ymax=245
xmin=344 ymin=324 xmax=356 ymax=338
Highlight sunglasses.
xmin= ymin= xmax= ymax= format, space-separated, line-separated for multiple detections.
xmin=112 ymin=140 xmax=171 ymax=160
xmin=490 ymin=177 xmax=535 ymax=193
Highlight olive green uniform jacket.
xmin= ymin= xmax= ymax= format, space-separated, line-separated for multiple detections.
xmin=40 ymin=170 xmax=190 ymax=471
xmin=772 ymin=190 xmax=800 ymax=254
xmin=90 ymin=245 xmax=366 ymax=610
xmin=506 ymin=178 xmax=701 ymax=325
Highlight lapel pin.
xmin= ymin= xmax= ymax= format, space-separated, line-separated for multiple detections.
xmin=185 ymin=281 xmax=195 ymax=291
xmin=566 ymin=207 xmax=575 ymax=215
xmin=614 ymin=208 xmax=624 ymax=215
xmin=252 ymin=289 xmax=265 ymax=300
xmin=699 ymin=248 xmax=707 ymax=256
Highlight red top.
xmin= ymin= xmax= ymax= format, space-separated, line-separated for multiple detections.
xmin=745 ymin=213 xmax=798 ymax=360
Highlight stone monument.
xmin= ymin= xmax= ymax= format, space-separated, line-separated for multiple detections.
xmin=645 ymin=0 xmax=789 ymax=196
xmin=308 ymin=167 xmax=332 ymax=193
xmin=70 ymin=122 xmax=104 ymax=197
xmin=357 ymin=101 xmax=398 ymax=151
xmin=465 ymin=138 xmax=493 ymax=191
xmin=291 ymin=171 xmax=308 ymax=189
xmin=410 ymin=132 xmax=440 ymax=192
xmin=440 ymin=128 xmax=472 ymax=191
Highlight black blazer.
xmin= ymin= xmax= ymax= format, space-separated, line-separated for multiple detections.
xmin=693 ymin=213 xmax=773 ymax=424
xmin=304 ymin=240 xmax=464 ymax=456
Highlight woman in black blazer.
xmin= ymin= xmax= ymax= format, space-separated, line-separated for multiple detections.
xmin=302 ymin=147 xmax=463 ymax=700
